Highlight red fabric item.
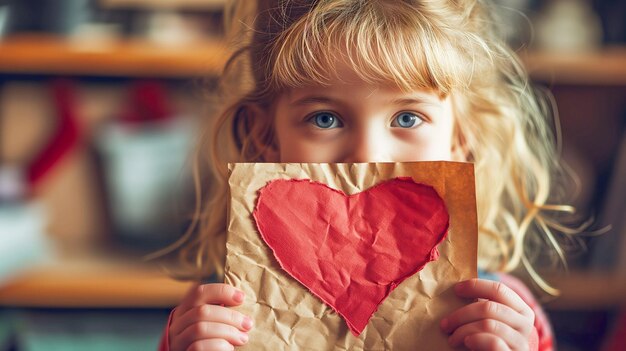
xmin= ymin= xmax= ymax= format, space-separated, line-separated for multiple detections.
xmin=120 ymin=80 xmax=171 ymax=124
xmin=158 ymin=308 xmax=175 ymax=351
xmin=497 ymin=273 xmax=555 ymax=351
xmin=27 ymin=80 xmax=81 ymax=186
xmin=253 ymin=177 xmax=449 ymax=335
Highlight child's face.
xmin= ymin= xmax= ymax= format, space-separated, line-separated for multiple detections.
xmin=272 ymin=65 xmax=460 ymax=163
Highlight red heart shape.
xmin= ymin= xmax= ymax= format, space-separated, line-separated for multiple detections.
xmin=253 ymin=177 xmax=449 ymax=336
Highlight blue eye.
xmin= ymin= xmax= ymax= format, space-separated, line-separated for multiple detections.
xmin=310 ymin=112 xmax=342 ymax=129
xmin=392 ymin=112 xmax=423 ymax=128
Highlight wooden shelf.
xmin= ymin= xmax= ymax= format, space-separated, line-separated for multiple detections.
xmin=0 ymin=254 xmax=192 ymax=308
xmin=1 ymin=250 xmax=624 ymax=310
xmin=0 ymin=34 xmax=229 ymax=78
xmin=542 ymin=272 xmax=626 ymax=310
xmin=1 ymin=35 xmax=625 ymax=84
xmin=522 ymin=47 xmax=626 ymax=86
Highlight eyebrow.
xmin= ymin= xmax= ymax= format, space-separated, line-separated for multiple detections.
xmin=390 ymin=96 xmax=442 ymax=106
xmin=291 ymin=96 xmax=338 ymax=106
xmin=290 ymin=95 xmax=442 ymax=107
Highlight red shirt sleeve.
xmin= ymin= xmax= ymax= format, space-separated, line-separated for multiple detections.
xmin=497 ymin=273 xmax=555 ymax=351
xmin=158 ymin=308 xmax=176 ymax=351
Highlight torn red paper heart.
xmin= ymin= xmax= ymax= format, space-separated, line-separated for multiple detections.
xmin=253 ymin=177 xmax=449 ymax=336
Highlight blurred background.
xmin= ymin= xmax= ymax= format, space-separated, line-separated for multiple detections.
xmin=0 ymin=0 xmax=624 ymax=350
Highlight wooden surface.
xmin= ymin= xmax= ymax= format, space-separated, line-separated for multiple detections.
xmin=0 ymin=254 xmax=193 ymax=308
xmin=1 ymin=35 xmax=625 ymax=84
xmin=0 ymin=34 xmax=229 ymax=77
xmin=521 ymin=47 xmax=626 ymax=85
xmin=542 ymin=272 xmax=626 ymax=310
xmin=1 ymin=251 xmax=624 ymax=309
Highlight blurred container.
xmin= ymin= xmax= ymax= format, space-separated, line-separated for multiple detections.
xmin=96 ymin=81 xmax=194 ymax=250
xmin=0 ymin=4 xmax=9 ymax=38
xmin=0 ymin=166 xmax=51 ymax=284
xmin=97 ymin=118 xmax=193 ymax=249
xmin=534 ymin=0 xmax=603 ymax=53
xmin=4 ymin=0 xmax=92 ymax=35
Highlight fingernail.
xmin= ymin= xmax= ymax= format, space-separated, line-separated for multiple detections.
xmin=242 ymin=316 xmax=253 ymax=330
xmin=240 ymin=333 xmax=249 ymax=343
xmin=233 ymin=291 xmax=244 ymax=303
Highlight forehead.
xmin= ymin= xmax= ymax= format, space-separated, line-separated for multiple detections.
xmin=280 ymin=60 xmax=445 ymax=105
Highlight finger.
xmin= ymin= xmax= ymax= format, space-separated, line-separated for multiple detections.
xmin=185 ymin=339 xmax=234 ymax=351
xmin=448 ymin=319 xmax=527 ymax=349
xmin=171 ymin=304 xmax=253 ymax=335
xmin=173 ymin=322 xmax=249 ymax=351
xmin=464 ymin=332 xmax=510 ymax=351
xmin=175 ymin=284 xmax=245 ymax=318
xmin=455 ymin=279 xmax=535 ymax=319
xmin=441 ymin=300 xmax=532 ymax=335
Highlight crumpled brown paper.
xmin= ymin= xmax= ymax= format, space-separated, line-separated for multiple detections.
xmin=225 ymin=162 xmax=477 ymax=350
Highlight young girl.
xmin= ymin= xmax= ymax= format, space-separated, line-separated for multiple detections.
xmin=156 ymin=0 xmax=572 ymax=350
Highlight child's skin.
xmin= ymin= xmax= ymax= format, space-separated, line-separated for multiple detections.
xmin=169 ymin=64 xmax=536 ymax=351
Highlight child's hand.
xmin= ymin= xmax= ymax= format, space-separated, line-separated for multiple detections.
xmin=441 ymin=279 xmax=535 ymax=351
xmin=168 ymin=283 xmax=253 ymax=351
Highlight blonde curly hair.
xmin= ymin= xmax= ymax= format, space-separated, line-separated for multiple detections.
xmin=152 ymin=0 xmax=577 ymax=295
